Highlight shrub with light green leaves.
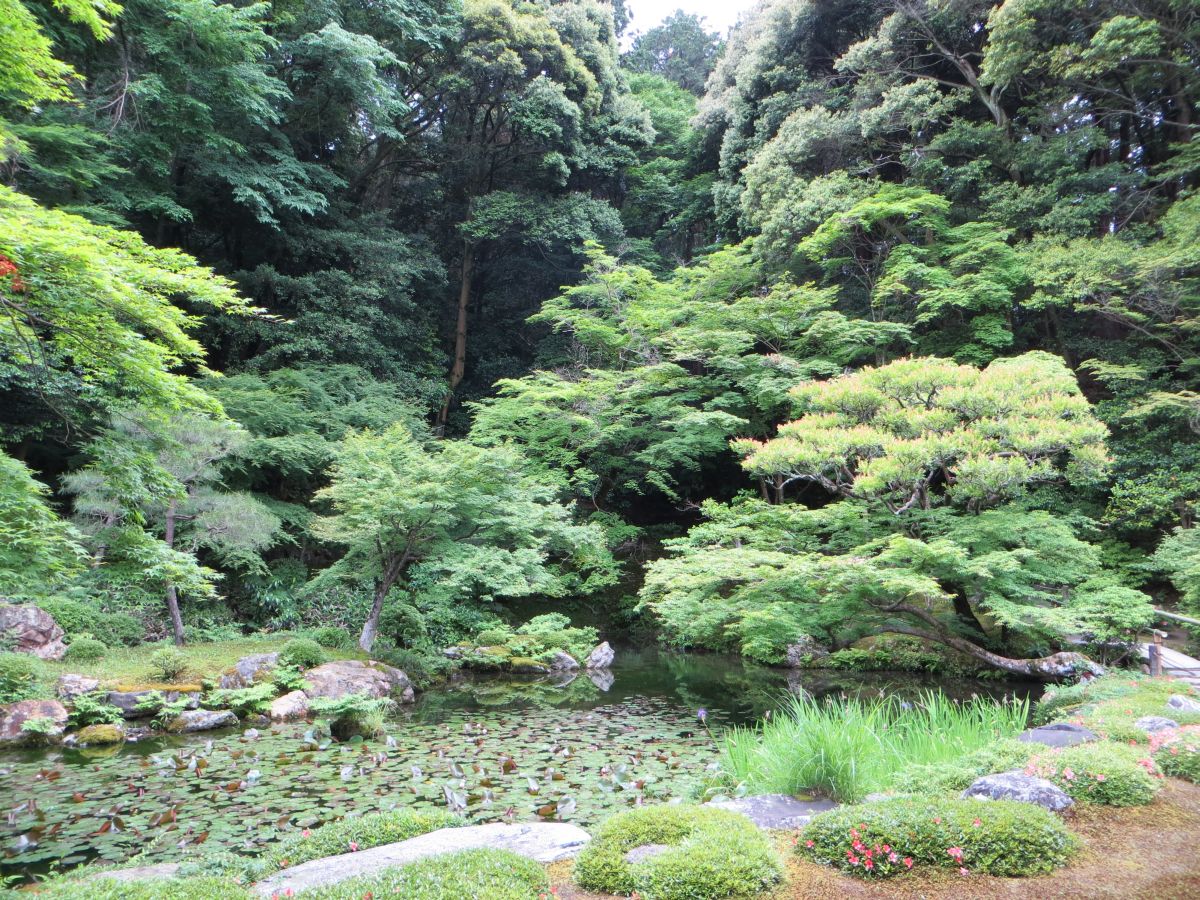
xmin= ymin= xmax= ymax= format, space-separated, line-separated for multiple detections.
xmin=23 ymin=876 xmax=247 ymax=899
xmin=300 ymin=848 xmax=548 ymax=899
xmin=574 ymin=805 xmax=782 ymax=900
xmin=148 ymin=646 xmax=188 ymax=680
xmin=0 ymin=652 xmax=41 ymax=702
xmin=63 ymin=635 xmax=107 ymax=661
xmin=307 ymin=626 xmax=353 ymax=650
xmin=1152 ymin=725 xmax=1200 ymax=783
xmin=800 ymin=798 xmax=1076 ymax=878
xmin=1025 ymin=741 xmax=1161 ymax=806
xmin=278 ymin=637 xmax=326 ymax=669
xmin=245 ymin=808 xmax=462 ymax=880
xmin=888 ymin=739 xmax=1035 ymax=795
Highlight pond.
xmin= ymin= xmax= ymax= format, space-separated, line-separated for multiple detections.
xmin=0 ymin=650 xmax=1038 ymax=879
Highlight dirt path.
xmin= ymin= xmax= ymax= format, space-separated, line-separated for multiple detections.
xmin=548 ymin=780 xmax=1200 ymax=900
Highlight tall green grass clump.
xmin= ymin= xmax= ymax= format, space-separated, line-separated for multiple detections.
xmin=717 ymin=692 xmax=1028 ymax=803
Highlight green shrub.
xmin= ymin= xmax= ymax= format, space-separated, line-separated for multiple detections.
xmin=0 ymin=652 xmax=40 ymax=702
xmin=205 ymin=682 xmax=278 ymax=716
xmin=37 ymin=597 xmax=144 ymax=647
xmin=472 ymin=627 xmax=514 ymax=646
xmin=20 ymin=715 xmax=59 ymax=740
xmin=300 ymin=848 xmax=548 ymax=900
xmin=574 ymin=805 xmax=782 ymax=900
xmin=307 ymin=626 xmax=353 ymax=650
xmin=68 ymin=691 xmax=124 ymax=727
xmin=63 ymin=635 xmax=107 ymax=661
xmin=278 ymin=637 xmax=326 ymax=669
xmin=309 ymin=692 xmax=391 ymax=740
xmin=1025 ymin=741 xmax=1161 ymax=806
xmin=1034 ymin=674 xmax=1181 ymax=725
xmin=26 ymin=876 xmax=247 ymax=899
xmin=379 ymin=647 xmax=455 ymax=689
xmin=889 ymin=739 xmax=1036 ymax=795
xmin=800 ymin=797 xmax=1076 ymax=878
xmin=148 ymin=646 xmax=188 ymax=681
xmin=246 ymin=809 xmax=461 ymax=879
xmin=1153 ymin=726 xmax=1200 ymax=783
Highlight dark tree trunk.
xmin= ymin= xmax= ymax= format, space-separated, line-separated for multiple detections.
xmin=438 ymin=243 xmax=475 ymax=428
xmin=164 ymin=498 xmax=186 ymax=646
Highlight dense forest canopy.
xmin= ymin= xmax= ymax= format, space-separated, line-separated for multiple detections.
xmin=1 ymin=0 xmax=1197 ymax=675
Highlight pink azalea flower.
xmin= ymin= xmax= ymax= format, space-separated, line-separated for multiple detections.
xmin=904 ymin=857 xmax=914 ymax=869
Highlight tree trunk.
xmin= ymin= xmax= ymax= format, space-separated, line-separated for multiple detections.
xmin=164 ymin=499 xmax=186 ymax=646
xmin=885 ymin=623 xmax=1103 ymax=682
xmin=437 ymin=244 xmax=475 ymax=428
xmin=951 ymin=589 xmax=990 ymax=640
xmin=359 ymin=581 xmax=388 ymax=652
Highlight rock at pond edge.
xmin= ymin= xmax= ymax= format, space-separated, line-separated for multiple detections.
xmin=707 ymin=794 xmax=839 ymax=829
xmin=302 ymin=659 xmax=414 ymax=702
xmin=270 ymin=690 xmax=309 ymax=721
xmin=585 ymin=641 xmax=614 ymax=670
xmin=0 ymin=603 xmax=67 ymax=660
xmin=219 ymin=652 xmax=279 ymax=689
xmin=0 ymin=699 xmax=68 ymax=744
xmin=166 ymin=709 xmax=238 ymax=733
xmin=75 ymin=723 xmax=126 ymax=745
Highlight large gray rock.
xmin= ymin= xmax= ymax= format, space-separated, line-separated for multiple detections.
xmin=0 ymin=699 xmax=68 ymax=744
xmin=106 ymin=689 xmax=199 ymax=719
xmin=165 ymin=709 xmax=238 ymax=733
xmin=0 ymin=603 xmax=66 ymax=660
xmin=1135 ymin=715 xmax=1179 ymax=734
xmin=548 ymin=650 xmax=580 ymax=671
xmin=270 ymin=690 xmax=309 ymax=722
xmin=302 ymin=659 xmax=414 ymax=703
xmin=218 ymin=652 xmax=278 ymax=689
xmin=585 ymin=641 xmax=614 ymax=670
xmin=1016 ymin=722 xmax=1098 ymax=748
xmin=253 ymin=822 xmax=591 ymax=896
xmin=962 ymin=771 xmax=1073 ymax=812
xmin=707 ymin=794 xmax=839 ymax=829
xmin=56 ymin=674 xmax=101 ymax=700
xmin=1168 ymin=694 xmax=1200 ymax=713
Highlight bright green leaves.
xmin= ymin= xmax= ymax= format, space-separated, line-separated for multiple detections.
xmin=0 ymin=454 xmax=86 ymax=597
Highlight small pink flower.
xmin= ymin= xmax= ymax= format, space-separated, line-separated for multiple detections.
xmin=805 ymin=839 xmax=814 ymax=848
xmin=946 ymin=847 xmax=963 ymax=860
xmin=349 ymin=841 xmax=359 ymax=851
xmin=972 ymin=818 xmax=981 ymax=827
xmin=888 ymin=851 xmax=898 ymax=863
xmin=933 ymin=817 xmax=942 ymax=824
xmin=864 ymin=858 xmax=874 ymax=870
xmin=960 ymin=867 xmax=969 ymax=876
xmin=301 ymin=829 xmax=311 ymax=838
xmin=1096 ymin=773 xmax=1107 ymax=782
xmin=904 ymin=857 xmax=914 ymax=869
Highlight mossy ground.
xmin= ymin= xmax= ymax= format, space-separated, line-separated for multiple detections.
xmin=548 ymin=779 xmax=1200 ymax=899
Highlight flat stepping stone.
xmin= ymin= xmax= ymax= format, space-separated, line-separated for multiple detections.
xmin=961 ymin=771 xmax=1073 ymax=812
xmin=1135 ymin=715 xmax=1179 ymax=734
xmin=90 ymin=863 xmax=181 ymax=882
xmin=1016 ymin=722 xmax=1097 ymax=747
xmin=253 ymin=822 xmax=590 ymax=896
xmin=707 ymin=794 xmax=838 ymax=829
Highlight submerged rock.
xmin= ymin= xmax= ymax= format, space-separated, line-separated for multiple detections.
xmin=56 ymin=674 xmax=101 ymax=700
xmin=75 ymin=723 xmax=126 ymax=745
xmin=1016 ymin=722 xmax=1098 ymax=748
xmin=585 ymin=641 xmax=614 ymax=670
xmin=166 ymin=709 xmax=238 ymax=733
xmin=1168 ymin=694 xmax=1200 ymax=713
xmin=303 ymin=659 xmax=414 ymax=702
xmin=961 ymin=771 xmax=1073 ymax=812
xmin=587 ymin=669 xmax=614 ymax=691
xmin=0 ymin=699 xmax=68 ymax=744
xmin=253 ymin=822 xmax=591 ymax=896
xmin=270 ymin=690 xmax=309 ymax=721
xmin=0 ymin=603 xmax=67 ymax=660
xmin=1135 ymin=715 xmax=1179 ymax=734
xmin=218 ymin=652 xmax=278 ymax=689
xmin=707 ymin=794 xmax=839 ymax=829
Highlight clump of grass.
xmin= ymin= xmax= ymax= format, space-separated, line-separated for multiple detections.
xmin=717 ymin=691 xmax=1029 ymax=803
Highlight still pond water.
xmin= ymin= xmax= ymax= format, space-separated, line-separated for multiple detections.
xmin=0 ymin=650 xmax=1037 ymax=877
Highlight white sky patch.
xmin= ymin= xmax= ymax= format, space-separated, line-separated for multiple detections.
xmin=623 ymin=0 xmax=760 ymax=40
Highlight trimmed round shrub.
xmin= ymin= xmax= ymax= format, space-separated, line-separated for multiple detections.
xmin=38 ymin=598 xmax=144 ymax=647
xmin=149 ymin=646 xmax=188 ymax=681
xmin=574 ymin=805 xmax=782 ymax=900
xmin=301 ymin=848 xmax=548 ymax=900
xmin=246 ymin=808 xmax=462 ymax=880
xmin=800 ymin=797 xmax=1076 ymax=878
xmin=307 ymin=626 xmax=352 ymax=650
xmin=1026 ymin=741 xmax=1161 ymax=806
xmin=1152 ymin=725 xmax=1200 ymax=783
xmin=278 ymin=637 xmax=327 ymax=669
xmin=29 ymin=876 xmax=247 ymax=899
xmin=472 ymin=627 xmax=513 ymax=646
xmin=64 ymin=635 xmax=108 ymax=662
xmin=0 ymin=652 xmax=41 ymax=703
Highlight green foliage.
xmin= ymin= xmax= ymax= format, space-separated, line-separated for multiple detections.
xmin=204 ymin=682 xmax=277 ymax=717
xmin=306 ymin=627 xmax=354 ymax=651
xmin=717 ymin=693 xmax=1028 ymax=802
xmin=63 ymin=636 xmax=107 ymax=662
xmin=35 ymin=598 xmax=143 ymax=647
xmin=309 ymin=692 xmax=393 ymax=740
xmin=67 ymin=692 xmax=124 ymax=728
xmin=245 ymin=808 xmax=461 ymax=880
xmin=19 ymin=715 xmax=59 ymax=738
xmin=1153 ymin=727 xmax=1200 ymax=783
xmin=573 ymin=805 xmax=783 ymax=900
xmin=18 ymin=877 xmax=247 ymax=900
xmin=0 ymin=457 xmax=86 ymax=598
xmin=277 ymin=637 xmax=326 ymax=670
xmin=0 ymin=652 xmax=40 ymax=702
xmin=800 ymin=798 xmax=1077 ymax=878
xmin=888 ymin=740 xmax=1037 ymax=795
xmin=301 ymin=848 xmax=548 ymax=900
xmin=378 ymin=647 xmax=455 ymax=690
xmin=1026 ymin=741 xmax=1162 ymax=806
xmin=149 ymin=647 xmax=189 ymax=681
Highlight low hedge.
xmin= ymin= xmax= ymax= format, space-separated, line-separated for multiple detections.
xmin=573 ymin=805 xmax=782 ymax=900
xmin=1026 ymin=741 xmax=1161 ymax=806
xmin=299 ymin=848 xmax=549 ymax=900
xmin=1152 ymin=725 xmax=1200 ymax=783
xmin=800 ymin=797 xmax=1076 ymax=878
xmin=244 ymin=808 xmax=462 ymax=880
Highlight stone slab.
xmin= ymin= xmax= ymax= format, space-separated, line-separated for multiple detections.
xmin=707 ymin=794 xmax=839 ymax=829
xmin=961 ymin=771 xmax=1073 ymax=812
xmin=1016 ymin=722 xmax=1098 ymax=748
xmin=253 ymin=821 xmax=591 ymax=896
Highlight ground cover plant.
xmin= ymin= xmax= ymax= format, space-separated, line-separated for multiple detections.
xmin=573 ymin=804 xmax=783 ymax=900
xmin=298 ymin=847 xmax=550 ymax=899
xmin=1153 ymin=726 xmax=1200 ymax=783
xmin=1025 ymin=741 xmax=1162 ymax=806
xmin=799 ymin=797 xmax=1078 ymax=878
xmin=717 ymin=692 xmax=1029 ymax=802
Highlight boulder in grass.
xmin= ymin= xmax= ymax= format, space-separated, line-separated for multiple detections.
xmin=56 ymin=674 xmax=101 ymax=700
xmin=962 ymin=771 xmax=1074 ymax=812
xmin=0 ymin=699 xmax=68 ymax=744
xmin=302 ymin=660 xmax=414 ymax=702
xmin=0 ymin=603 xmax=67 ymax=660
xmin=1168 ymin=694 xmax=1200 ymax=713
xmin=1135 ymin=715 xmax=1179 ymax=734
xmin=708 ymin=794 xmax=839 ymax=829
xmin=218 ymin=652 xmax=279 ymax=689
xmin=1016 ymin=722 xmax=1098 ymax=748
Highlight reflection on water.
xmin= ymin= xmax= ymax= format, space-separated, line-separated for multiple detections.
xmin=0 ymin=649 xmax=1040 ymax=878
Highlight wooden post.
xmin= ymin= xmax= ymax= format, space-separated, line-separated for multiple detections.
xmin=1151 ymin=632 xmax=1164 ymax=677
